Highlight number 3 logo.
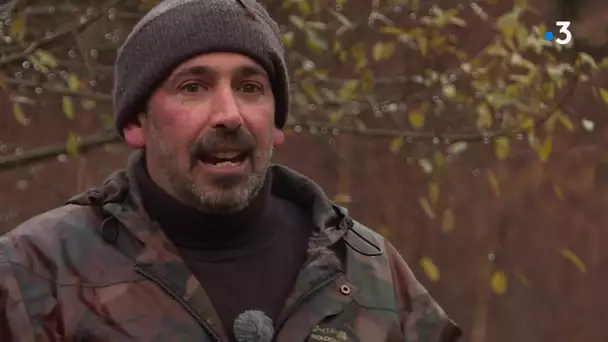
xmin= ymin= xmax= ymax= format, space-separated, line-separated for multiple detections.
xmin=555 ymin=21 xmax=572 ymax=45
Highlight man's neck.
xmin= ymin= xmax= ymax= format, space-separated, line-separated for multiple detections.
xmin=135 ymin=158 xmax=275 ymax=253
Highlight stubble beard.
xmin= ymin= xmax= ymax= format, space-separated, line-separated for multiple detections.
xmin=150 ymin=126 xmax=271 ymax=214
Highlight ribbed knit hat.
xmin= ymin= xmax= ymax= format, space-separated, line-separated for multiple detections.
xmin=113 ymin=0 xmax=289 ymax=137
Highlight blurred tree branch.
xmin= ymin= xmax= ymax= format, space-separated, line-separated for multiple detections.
xmin=2 ymin=77 xmax=112 ymax=100
xmin=0 ymin=0 xmax=122 ymax=66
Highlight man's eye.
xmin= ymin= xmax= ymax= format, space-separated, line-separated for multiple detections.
xmin=239 ymin=83 xmax=263 ymax=94
xmin=179 ymin=83 xmax=204 ymax=93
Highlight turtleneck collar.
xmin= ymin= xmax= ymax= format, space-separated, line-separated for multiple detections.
xmin=134 ymin=157 xmax=276 ymax=253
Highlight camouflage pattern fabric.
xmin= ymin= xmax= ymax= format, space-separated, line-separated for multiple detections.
xmin=0 ymin=151 xmax=462 ymax=341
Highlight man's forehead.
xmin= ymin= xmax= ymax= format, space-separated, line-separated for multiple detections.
xmin=169 ymin=53 xmax=268 ymax=79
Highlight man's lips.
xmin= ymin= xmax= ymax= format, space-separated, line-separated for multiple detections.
xmin=197 ymin=150 xmax=251 ymax=166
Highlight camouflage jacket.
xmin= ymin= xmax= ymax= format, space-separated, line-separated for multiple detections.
xmin=0 ymin=153 xmax=461 ymax=342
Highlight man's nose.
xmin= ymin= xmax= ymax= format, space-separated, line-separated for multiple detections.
xmin=209 ymin=84 xmax=244 ymax=130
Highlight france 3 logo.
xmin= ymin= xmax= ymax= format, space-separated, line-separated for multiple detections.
xmin=543 ymin=21 xmax=572 ymax=45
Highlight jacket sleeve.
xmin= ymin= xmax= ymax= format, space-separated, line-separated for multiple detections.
xmin=0 ymin=244 xmax=37 ymax=342
xmin=386 ymin=242 xmax=462 ymax=342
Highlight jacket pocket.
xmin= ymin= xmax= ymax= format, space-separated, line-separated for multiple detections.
xmin=306 ymin=301 xmax=403 ymax=342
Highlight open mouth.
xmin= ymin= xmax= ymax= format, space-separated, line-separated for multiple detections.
xmin=198 ymin=151 xmax=249 ymax=168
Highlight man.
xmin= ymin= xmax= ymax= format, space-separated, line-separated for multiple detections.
xmin=0 ymin=0 xmax=462 ymax=341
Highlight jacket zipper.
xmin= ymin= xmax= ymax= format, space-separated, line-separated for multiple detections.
xmin=273 ymin=272 xmax=342 ymax=334
xmin=135 ymin=266 xmax=222 ymax=342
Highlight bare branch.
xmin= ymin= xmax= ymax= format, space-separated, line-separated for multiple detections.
xmin=0 ymin=0 xmax=122 ymax=66
xmin=0 ymin=130 xmax=120 ymax=170
xmin=1 ymin=77 xmax=112 ymax=100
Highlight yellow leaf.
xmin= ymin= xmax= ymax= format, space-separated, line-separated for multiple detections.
xmin=491 ymin=271 xmax=508 ymax=295
xmin=66 ymin=74 xmax=81 ymax=90
xmin=389 ymin=136 xmax=404 ymax=154
xmin=558 ymin=113 xmax=574 ymax=131
xmin=561 ymin=248 xmax=586 ymax=273
xmin=476 ymin=103 xmax=492 ymax=129
xmin=442 ymin=84 xmax=456 ymax=98
xmin=62 ymin=96 xmax=74 ymax=120
xmin=12 ymin=102 xmax=26 ymax=125
xmin=416 ymin=35 xmax=428 ymax=56
xmin=429 ymin=182 xmax=439 ymax=204
xmin=497 ymin=9 xmax=519 ymax=39
xmin=487 ymin=171 xmax=500 ymax=196
xmin=433 ymin=151 xmax=445 ymax=168
xmin=372 ymin=42 xmax=395 ymax=61
xmin=280 ymin=31 xmax=294 ymax=48
xmin=9 ymin=16 xmax=25 ymax=41
xmin=66 ymin=131 xmax=80 ymax=156
xmin=350 ymin=43 xmax=367 ymax=71
xmin=338 ymin=80 xmax=359 ymax=99
xmin=27 ymin=55 xmax=49 ymax=74
xmin=418 ymin=197 xmax=435 ymax=218
xmin=578 ymin=52 xmax=597 ymax=69
xmin=441 ymin=208 xmax=455 ymax=233
xmin=297 ymin=0 xmax=311 ymax=16
xmin=305 ymin=28 xmax=328 ymax=53
xmin=419 ymin=257 xmax=440 ymax=282
xmin=361 ymin=68 xmax=374 ymax=93
xmin=408 ymin=102 xmax=429 ymax=130
xmin=381 ymin=27 xmax=404 ymax=35
xmin=514 ymin=0 xmax=528 ymax=8
xmin=329 ymin=109 xmax=344 ymax=124
xmin=553 ymin=184 xmax=563 ymax=199
xmin=535 ymin=137 xmax=552 ymax=162
xmin=332 ymin=40 xmax=342 ymax=54
xmin=333 ymin=194 xmax=352 ymax=204
xmin=409 ymin=113 xmax=424 ymax=130
xmin=494 ymin=137 xmax=509 ymax=160
xmin=302 ymin=83 xmax=323 ymax=104
xmin=599 ymin=88 xmax=608 ymax=104
xmin=518 ymin=115 xmax=534 ymax=130
xmin=34 ymin=50 xmax=58 ymax=68
xmin=486 ymin=93 xmax=514 ymax=110
xmin=485 ymin=40 xmax=508 ymax=56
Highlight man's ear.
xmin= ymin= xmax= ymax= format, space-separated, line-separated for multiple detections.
xmin=272 ymin=128 xmax=284 ymax=147
xmin=123 ymin=114 xmax=146 ymax=148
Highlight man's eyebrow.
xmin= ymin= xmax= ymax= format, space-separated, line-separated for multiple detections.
xmin=235 ymin=65 xmax=268 ymax=78
xmin=171 ymin=66 xmax=213 ymax=79
xmin=170 ymin=65 xmax=268 ymax=79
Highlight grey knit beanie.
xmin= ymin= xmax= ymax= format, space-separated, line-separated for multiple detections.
xmin=113 ymin=0 xmax=289 ymax=137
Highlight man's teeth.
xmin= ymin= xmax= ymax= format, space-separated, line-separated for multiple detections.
xmin=215 ymin=161 xmax=240 ymax=166
xmin=213 ymin=152 xmax=240 ymax=159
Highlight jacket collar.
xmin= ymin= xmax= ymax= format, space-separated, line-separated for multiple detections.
xmin=68 ymin=150 xmax=351 ymax=249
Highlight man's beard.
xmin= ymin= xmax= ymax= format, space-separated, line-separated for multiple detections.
xmin=177 ymin=167 xmax=268 ymax=214
xmin=150 ymin=125 xmax=272 ymax=214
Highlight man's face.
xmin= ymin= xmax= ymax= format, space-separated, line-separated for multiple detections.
xmin=124 ymin=53 xmax=284 ymax=213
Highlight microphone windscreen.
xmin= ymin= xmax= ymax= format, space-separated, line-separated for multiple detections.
xmin=233 ymin=310 xmax=275 ymax=342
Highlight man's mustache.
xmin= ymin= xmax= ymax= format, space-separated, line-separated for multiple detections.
xmin=189 ymin=128 xmax=256 ymax=167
